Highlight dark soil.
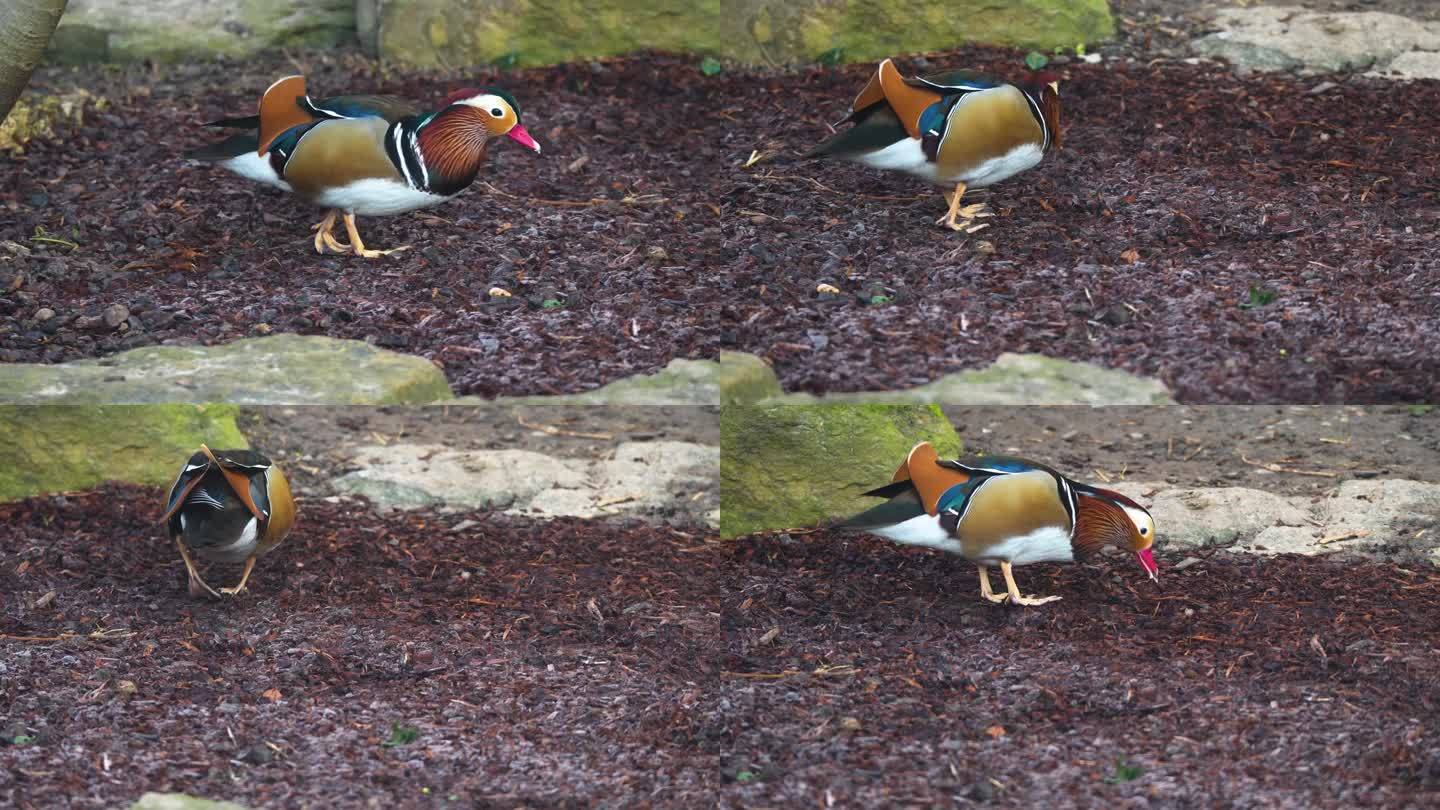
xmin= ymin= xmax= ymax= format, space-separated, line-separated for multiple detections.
xmin=237 ymin=404 xmax=718 ymax=498
xmin=0 ymin=485 xmax=722 ymax=808
xmin=727 ymin=51 xmax=1440 ymax=403
xmin=944 ymin=404 xmax=1440 ymax=495
xmin=1 ymin=51 xmax=722 ymax=398
xmin=4 ymin=43 xmax=1439 ymax=402
xmin=720 ymin=533 xmax=1440 ymax=807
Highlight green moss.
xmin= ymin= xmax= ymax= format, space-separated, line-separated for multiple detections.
xmin=0 ymin=335 xmax=454 ymax=406
xmin=47 ymin=0 xmax=353 ymax=63
xmin=718 ymin=352 xmax=783 ymax=407
xmin=378 ymin=0 xmax=1114 ymax=68
xmin=719 ymin=404 xmax=961 ymax=538
xmin=0 ymin=405 xmax=246 ymax=502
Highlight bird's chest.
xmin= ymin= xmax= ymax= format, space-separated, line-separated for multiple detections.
xmin=929 ymin=87 xmax=1046 ymax=187
xmin=948 ymin=471 xmax=1074 ymax=564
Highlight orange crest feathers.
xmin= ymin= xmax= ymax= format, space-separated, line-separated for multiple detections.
xmin=851 ymin=59 xmax=941 ymax=140
xmin=256 ymin=75 xmax=312 ymax=156
xmin=896 ymin=442 xmax=969 ymax=515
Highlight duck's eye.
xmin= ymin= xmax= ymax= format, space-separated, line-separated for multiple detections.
xmin=490 ymin=107 xmax=504 ymax=117
xmin=1140 ymin=527 xmax=1148 ymax=535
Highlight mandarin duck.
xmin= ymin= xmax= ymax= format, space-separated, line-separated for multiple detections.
xmin=185 ymin=75 xmax=541 ymax=257
xmin=806 ymin=59 xmax=1061 ymax=233
xmin=839 ymin=442 xmax=1156 ymax=606
xmin=162 ymin=445 xmax=295 ymax=598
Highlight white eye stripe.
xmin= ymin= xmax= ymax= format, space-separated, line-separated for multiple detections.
xmin=456 ymin=94 xmax=509 ymax=117
xmin=1121 ymin=505 xmax=1154 ymax=535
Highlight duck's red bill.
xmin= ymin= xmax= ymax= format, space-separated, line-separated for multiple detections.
xmin=1136 ymin=548 xmax=1160 ymax=582
xmin=507 ymin=125 xmax=540 ymax=154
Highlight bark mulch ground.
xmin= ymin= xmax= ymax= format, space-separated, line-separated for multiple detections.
xmin=728 ymin=51 xmax=1440 ymax=403
xmin=0 ymin=485 xmax=720 ymax=808
xmin=1 ymin=52 xmax=722 ymax=398
xmin=721 ymin=533 xmax=1440 ymax=807
xmin=3 ymin=47 xmax=1438 ymax=402
xmin=4 ymin=484 xmax=1439 ymax=807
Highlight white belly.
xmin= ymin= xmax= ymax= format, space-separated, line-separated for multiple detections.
xmin=870 ymin=514 xmax=965 ymax=555
xmin=855 ymin=138 xmax=1044 ymax=189
xmin=855 ymin=137 xmax=935 ymax=179
xmin=315 ymin=178 xmax=452 ymax=216
xmin=220 ymin=152 xmax=292 ymax=192
xmin=949 ymin=142 xmax=1045 ymax=188
xmin=194 ymin=517 xmax=259 ymax=563
xmin=969 ymin=526 xmax=1075 ymax=567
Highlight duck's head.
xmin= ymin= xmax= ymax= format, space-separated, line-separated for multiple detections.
xmin=441 ymin=87 xmax=541 ymax=154
xmin=1075 ymin=486 xmax=1158 ymax=582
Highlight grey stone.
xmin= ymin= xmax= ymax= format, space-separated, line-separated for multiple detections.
xmin=0 ymin=335 xmax=454 ymax=405
xmin=333 ymin=447 xmax=585 ymax=510
xmin=1112 ymin=483 xmax=1314 ymax=548
xmin=769 ymin=353 xmax=1173 ymax=406
xmin=1108 ymin=479 xmax=1440 ymax=562
xmin=329 ymin=441 xmax=717 ymax=525
xmin=451 ymin=357 xmax=719 ymax=407
xmin=1191 ymin=7 xmax=1440 ymax=75
xmin=718 ymin=352 xmax=783 ymax=406
xmin=49 ymin=0 xmax=353 ymax=63
xmin=1368 ymin=50 xmax=1440 ymax=80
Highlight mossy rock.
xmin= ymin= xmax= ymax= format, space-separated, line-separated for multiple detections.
xmin=0 ymin=335 xmax=454 ymax=405
xmin=718 ymin=351 xmax=782 ymax=407
xmin=779 ymin=353 xmax=1174 ymax=405
xmin=0 ymin=404 xmax=246 ymax=502
xmin=720 ymin=404 xmax=960 ymax=539
xmin=375 ymin=0 xmax=1114 ymax=67
xmin=452 ymin=357 xmax=718 ymax=406
xmin=717 ymin=351 xmax=1173 ymax=405
xmin=46 ymin=0 xmax=354 ymax=64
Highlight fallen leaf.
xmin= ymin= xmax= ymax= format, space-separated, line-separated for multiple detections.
xmin=262 ymin=688 xmax=283 ymax=702
xmin=1121 ymin=248 xmax=1140 ymax=264
xmin=985 ymin=725 xmax=1006 ymax=739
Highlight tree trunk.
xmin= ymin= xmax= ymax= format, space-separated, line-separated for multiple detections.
xmin=0 ymin=0 xmax=68 ymax=124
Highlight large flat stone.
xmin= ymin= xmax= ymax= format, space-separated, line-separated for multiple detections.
xmin=1369 ymin=50 xmax=1440 ymax=80
xmin=1191 ymin=7 xmax=1440 ymax=75
xmin=1114 ymin=483 xmax=1315 ymax=549
xmin=330 ymin=440 xmax=718 ymax=525
xmin=1111 ymin=479 xmax=1440 ymax=563
xmin=456 ymin=357 xmax=719 ymax=406
xmin=0 ymin=404 xmax=246 ymax=501
xmin=0 ymin=335 xmax=454 ymax=405
xmin=718 ymin=351 xmax=782 ymax=407
xmin=47 ymin=0 xmax=353 ymax=63
xmin=722 ymin=352 xmax=1174 ymax=406
xmin=369 ymin=0 xmax=1113 ymax=67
